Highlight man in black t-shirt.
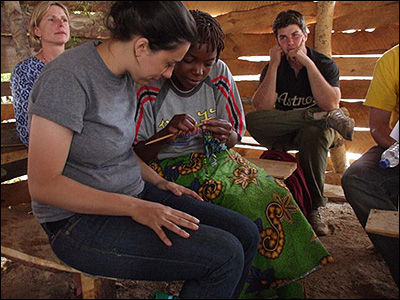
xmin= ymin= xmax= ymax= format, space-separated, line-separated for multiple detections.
xmin=246 ymin=10 xmax=355 ymax=236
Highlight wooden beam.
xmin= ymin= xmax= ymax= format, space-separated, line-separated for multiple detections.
xmin=220 ymin=25 xmax=398 ymax=59
xmin=344 ymin=131 xmax=375 ymax=155
xmin=332 ymin=25 xmax=399 ymax=55
xmin=334 ymin=1 xmax=399 ymax=31
xmin=340 ymin=80 xmax=371 ymax=99
xmin=1 ymin=180 xmax=30 ymax=207
xmin=341 ymin=101 xmax=370 ymax=128
xmin=224 ymin=57 xmax=378 ymax=77
xmin=333 ymin=57 xmax=378 ymax=76
xmin=1 ymin=82 xmax=12 ymax=97
xmin=236 ymin=79 xmax=371 ymax=99
xmin=184 ymin=1 xmax=286 ymax=17
xmin=1 ymin=149 xmax=28 ymax=165
xmin=2 ymin=1 xmax=31 ymax=61
xmin=220 ymin=27 xmax=315 ymax=60
xmin=314 ymin=1 xmax=335 ymax=57
xmin=1 ymin=103 xmax=14 ymax=121
xmin=246 ymin=157 xmax=297 ymax=180
xmin=1 ymin=36 xmax=20 ymax=74
xmin=216 ymin=1 xmax=316 ymax=35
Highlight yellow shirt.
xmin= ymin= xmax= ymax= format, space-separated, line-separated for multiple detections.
xmin=364 ymin=44 xmax=399 ymax=129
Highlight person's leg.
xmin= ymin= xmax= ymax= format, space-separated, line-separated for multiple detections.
xmin=294 ymin=124 xmax=335 ymax=236
xmin=44 ymin=185 xmax=259 ymax=299
xmin=295 ymin=125 xmax=335 ymax=209
xmin=245 ymin=109 xmax=313 ymax=148
xmin=342 ymin=146 xmax=399 ymax=286
xmin=141 ymin=184 xmax=260 ymax=299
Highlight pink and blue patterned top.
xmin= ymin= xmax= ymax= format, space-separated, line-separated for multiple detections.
xmin=10 ymin=56 xmax=45 ymax=146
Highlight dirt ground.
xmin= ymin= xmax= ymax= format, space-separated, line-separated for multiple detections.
xmin=1 ymin=202 xmax=399 ymax=299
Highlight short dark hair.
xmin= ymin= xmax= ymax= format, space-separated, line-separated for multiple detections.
xmin=190 ymin=10 xmax=225 ymax=61
xmin=105 ymin=1 xmax=197 ymax=51
xmin=273 ymin=10 xmax=307 ymax=38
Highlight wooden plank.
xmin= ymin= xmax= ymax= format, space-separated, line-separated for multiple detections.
xmin=1 ymin=203 xmax=117 ymax=299
xmin=184 ymin=1 xmax=285 ymax=18
xmin=344 ymin=131 xmax=375 ymax=155
xmin=216 ymin=1 xmax=316 ymax=35
xmin=324 ymin=183 xmax=346 ymax=203
xmin=1 ymin=82 xmax=12 ymax=97
xmin=236 ymin=80 xmax=371 ymax=100
xmin=221 ymin=27 xmax=315 ymax=60
xmin=366 ymin=209 xmax=399 ymax=238
xmin=1 ymin=159 xmax=27 ymax=183
xmin=341 ymin=101 xmax=370 ymax=128
xmin=232 ymin=146 xmax=264 ymax=160
xmin=1 ymin=103 xmax=15 ymax=121
xmin=1 ymin=180 xmax=30 ymax=207
xmin=236 ymin=81 xmax=258 ymax=98
xmin=1 ymin=245 xmax=79 ymax=273
xmin=330 ymin=57 xmax=377 ymax=77
xmin=1 ymin=36 xmax=21 ymax=74
xmin=1 ymin=204 xmax=79 ymax=273
xmin=225 ymin=57 xmax=377 ymax=77
xmin=332 ymin=25 xmax=399 ymax=55
xmin=1 ymin=122 xmax=28 ymax=165
xmin=79 ymin=274 xmax=116 ymax=299
xmin=334 ymin=1 xmax=399 ymax=32
xmin=246 ymin=157 xmax=297 ymax=180
xmin=1 ymin=149 xmax=28 ymax=165
xmin=220 ymin=24 xmax=398 ymax=60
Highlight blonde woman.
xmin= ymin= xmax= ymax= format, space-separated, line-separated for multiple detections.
xmin=11 ymin=1 xmax=70 ymax=146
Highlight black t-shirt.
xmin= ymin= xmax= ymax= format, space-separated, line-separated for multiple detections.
xmin=259 ymin=47 xmax=340 ymax=111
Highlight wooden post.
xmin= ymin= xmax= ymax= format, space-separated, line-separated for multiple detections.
xmin=3 ymin=1 xmax=31 ymax=62
xmin=314 ymin=1 xmax=335 ymax=57
xmin=314 ymin=1 xmax=347 ymax=174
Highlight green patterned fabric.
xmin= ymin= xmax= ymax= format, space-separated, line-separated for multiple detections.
xmin=149 ymin=150 xmax=333 ymax=299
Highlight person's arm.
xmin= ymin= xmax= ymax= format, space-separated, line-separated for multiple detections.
xmin=303 ymin=61 xmax=340 ymax=111
xmin=201 ymin=119 xmax=239 ymax=149
xmin=252 ymin=45 xmax=282 ymax=111
xmin=288 ymin=40 xmax=340 ymax=111
xmin=28 ymin=115 xmax=200 ymax=246
xmin=369 ymin=107 xmax=396 ymax=149
xmin=10 ymin=65 xmax=33 ymax=146
xmin=136 ymin=153 xmax=203 ymax=201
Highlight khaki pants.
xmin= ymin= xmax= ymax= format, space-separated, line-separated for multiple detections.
xmin=246 ymin=107 xmax=335 ymax=208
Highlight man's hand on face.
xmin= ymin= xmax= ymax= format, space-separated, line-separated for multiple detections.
xmin=287 ymin=37 xmax=309 ymax=67
xmin=269 ymin=44 xmax=284 ymax=68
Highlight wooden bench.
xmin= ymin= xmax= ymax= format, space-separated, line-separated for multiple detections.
xmin=365 ymin=209 xmax=399 ymax=238
xmin=246 ymin=157 xmax=297 ymax=180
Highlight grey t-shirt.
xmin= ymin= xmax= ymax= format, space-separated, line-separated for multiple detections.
xmin=29 ymin=41 xmax=145 ymax=223
xmin=134 ymin=60 xmax=245 ymax=160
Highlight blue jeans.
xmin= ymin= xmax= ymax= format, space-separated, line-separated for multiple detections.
xmin=41 ymin=183 xmax=260 ymax=299
xmin=341 ymin=146 xmax=399 ymax=287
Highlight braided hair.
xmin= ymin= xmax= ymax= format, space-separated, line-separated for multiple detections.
xmin=190 ymin=10 xmax=225 ymax=60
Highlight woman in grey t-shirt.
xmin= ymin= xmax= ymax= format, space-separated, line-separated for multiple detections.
xmin=28 ymin=2 xmax=259 ymax=299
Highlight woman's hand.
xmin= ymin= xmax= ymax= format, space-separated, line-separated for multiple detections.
xmin=156 ymin=180 xmax=204 ymax=202
xmin=130 ymin=199 xmax=200 ymax=247
xmin=201 ymin=118 xmax=233 ymax=144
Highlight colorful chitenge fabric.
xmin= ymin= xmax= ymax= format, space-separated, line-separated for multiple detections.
xmin=149 ymin=144 xmax=333 ymax=299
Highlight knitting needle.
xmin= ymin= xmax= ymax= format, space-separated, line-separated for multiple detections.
xmin=144 ymin=133 xmax=176 ymax=146
xmin=145 ymin=123 xmax=203 ymax=146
